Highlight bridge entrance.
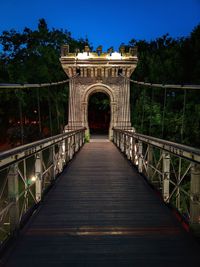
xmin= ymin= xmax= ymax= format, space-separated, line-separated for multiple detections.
xmin=60 ymin=45 xmax=138 ymax=139
xmin=88 ymin=92 xmax=110 ymax=135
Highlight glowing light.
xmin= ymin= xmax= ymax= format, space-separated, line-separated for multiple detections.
xmin=76 ymin=52 xmax=94 ymax=60
xmin=134 ymin=144 xmax=137 ymax=153
xmin=135 ymin=155 xmax=139 ymax=165
xmin=106 ymin=52 xmax=122 ymax=60
xmin=31 ymin=176 xmax=37 ymax=182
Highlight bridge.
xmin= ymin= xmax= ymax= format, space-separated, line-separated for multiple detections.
xmin=0 ymin=46 xmax=200 ymax=266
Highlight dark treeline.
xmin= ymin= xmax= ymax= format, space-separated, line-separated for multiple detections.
xmin=130 ymin=24 xmax=200 ymax=84
xmin=0 ymin=19 xmax=89 ymax=148
xmin=127 ymin=25 xmax=200 ymax=147
xmin=0 ymin=18 xmax=89 ymax=83
xmin=0 ymin=19 xmax=200 ymax=148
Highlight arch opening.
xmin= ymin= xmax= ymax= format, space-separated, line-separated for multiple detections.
xmin=88 ymin=92 xmax=110 ymax=136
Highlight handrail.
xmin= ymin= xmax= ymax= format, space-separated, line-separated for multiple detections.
xmin=113 ymin=128 xmax=200 ymax=227
xmin=0 ymin=127 xmax=86 ymax=244
xmin=0 ymin=128 xmax=86 ymax=170
xmin=113 ymin=128 xmax=200 ymax=164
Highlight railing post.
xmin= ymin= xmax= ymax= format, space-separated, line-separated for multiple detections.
xmin=138 ymin=141 xmax=143 ymax=173
xmin=82 ymin=130 xmax=85 ymax=145
xmin=147 ymin=145 xmax=153 ymax=179
xmin=58 ymin=140 xmax=66 ymax=173
xmin=75 ymin=133 xmax=78 ymax=152
xmin=119 ymin=132 xmax=122 ymax=151
xmin=124 ymin=134 xmax=127 ymax=157
xmin=69 ymin=135 xmax=73 ymax=160
xmin=66 ymin=136 xmax=70 ymax=162
xmin=162 ymin=152 xmax=170 ymax=202
xmin=129 ymin=137 xmax=133 ymax=160
xmin=132 ymin=139 xmax=137 ymax=165
xmin=190 ymin=163 xmax=200 ymax=226
xmin=113 ymin=130 xmax=117 ymax=144
xmin=126 ymin=135 xmax=129 ymax=159
xmin=52 ymin=145 xmax=56 ymax=179
xmin=8 ymin=164 xmax=19 ymax=232
xmin=78 ymin=131 xmax=81 ymax=150
xmin=126 ymin=135 xmax=131 ymax=160
xmin=35 ymin=152 xmax=43 ymax=202
xmin=123 ymin=133 xmax=126 ymax=153
xmin=72 ymin=134 xmax=76 ymax=155
xmin=117 ymin=131 xmax=120 ymax=147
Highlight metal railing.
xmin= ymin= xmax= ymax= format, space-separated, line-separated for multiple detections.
xmin=0 ymin=128 xmax=85 ymax=244
xmin=113 ymin=128 xmax=200 ymax=228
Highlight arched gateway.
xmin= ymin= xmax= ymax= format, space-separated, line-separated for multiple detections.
xmin=60 ymin=46 xmax=138 ymax=139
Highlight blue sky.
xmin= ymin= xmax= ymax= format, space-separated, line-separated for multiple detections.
xmin=0 ymin=0 xmax=200 ymax=50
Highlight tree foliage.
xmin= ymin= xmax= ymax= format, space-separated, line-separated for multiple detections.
xmin=129 ymin=25 xmax=200 ymax=84
xmin=128 ymin=25 xmax=200 ymax=147
xmin=0 ymin=18 xmax=89 ymax=83
xmin=0 ymin=19 xmax=90 ymax=148
xmin=0 ymin=19 xmax=200 ymax=149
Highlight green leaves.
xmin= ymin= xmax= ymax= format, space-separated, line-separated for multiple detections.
xmin=0 ymin=18 xmax=90 ymax=83
xmin=129 ymin=25 xmax=200 ymax=84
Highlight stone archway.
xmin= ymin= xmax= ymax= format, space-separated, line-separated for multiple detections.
xmin=60 ymin=46 xmax=138 ymax=140
xmin=82 ymin=84 xmax=116 ymax=139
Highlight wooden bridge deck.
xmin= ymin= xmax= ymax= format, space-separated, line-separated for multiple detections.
xmin=2 ymin=140 xmax=200 ymax=266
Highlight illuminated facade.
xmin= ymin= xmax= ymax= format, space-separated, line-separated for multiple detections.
xmin=60 ymin=45 xmax=138 ymax=138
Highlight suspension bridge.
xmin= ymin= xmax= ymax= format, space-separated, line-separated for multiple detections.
xmin=0 ymin=45 xmax=200 ymax=266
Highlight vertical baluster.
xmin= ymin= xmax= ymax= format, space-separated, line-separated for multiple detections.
xmin=138 ymin=141 xmax=143 ymax=173
xmin=190 ymin=163 xmax=200 ymax=226
xmin=8 ymin=164 xmax=19 ymax=232
xmin=162 ymin=152 xmax=170 ymax=202
xmin=147 ymin=144 xmax=153 ymax=180
xmin=35 ymin=152 xmax=43 ymax=202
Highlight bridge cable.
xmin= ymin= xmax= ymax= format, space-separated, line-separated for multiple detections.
xmin=140 ymin=85 xmax=145 ymax=133
xmin=130 ymin=80 xmax=200 ymax=90
xmin=149 ymin=87 xmax=154 ymax=135
xmin=36 ymin=88 xmax=42 ymax=134
xmin=181 ymin=89 xmax=187 ymax=143
xmin=161 ymin=87 xmax=167 ymax=138
xmin=47 ymin=87 xmax=53 ymax=136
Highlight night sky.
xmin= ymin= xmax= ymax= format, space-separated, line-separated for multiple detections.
xmin=1 ymin=0 xmax=200 ymax=50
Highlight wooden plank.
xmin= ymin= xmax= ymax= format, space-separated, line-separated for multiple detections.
xmin=2 ymin=141 xmax=200 ymax=266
